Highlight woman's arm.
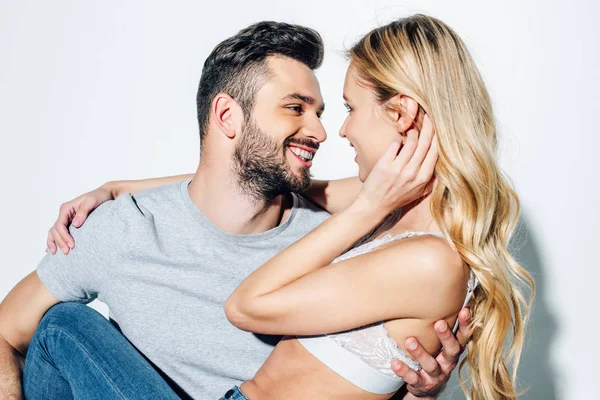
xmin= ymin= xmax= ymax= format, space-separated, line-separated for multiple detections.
xmin=109 ymin=173 xmax=362 ymax=214
xmin=225 ymin=200 xmax=465 ymax=336
xmin=45 ymin=173 xmax=194 ymax=255
xmin=226 ymin=135 xmax=448 ymax=335
xmin=46 ymin=173 xmax=360 ymax=255
xmin=107 ymin=173 xmax=195 ymax=197
xmin=302 ymin=177 xmax=362 ymax=214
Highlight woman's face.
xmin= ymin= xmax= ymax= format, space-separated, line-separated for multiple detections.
xmin=339 ymin=65 xmax=403 ymax=182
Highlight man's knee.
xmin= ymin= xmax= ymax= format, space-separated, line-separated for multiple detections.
xmin=28 ymin=303 xmax=109 ymax=367
xmin=36 ymin=302 xmax=103 ymax=336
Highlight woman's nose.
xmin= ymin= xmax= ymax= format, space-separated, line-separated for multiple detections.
xmin=339 ymin=119 xmax=348 ymax=138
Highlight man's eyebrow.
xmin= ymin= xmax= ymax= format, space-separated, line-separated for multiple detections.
xmin=282 ymin=93 xmax=326 ymax=113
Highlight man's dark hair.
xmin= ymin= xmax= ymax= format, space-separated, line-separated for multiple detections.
xmin=196 ymin=21 xmax=324 ymax=147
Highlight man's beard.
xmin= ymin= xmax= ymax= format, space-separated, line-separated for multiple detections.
xmin=233 ymin=118 xmax=313 ymax=203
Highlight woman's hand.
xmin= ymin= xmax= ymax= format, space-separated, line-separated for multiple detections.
xmin=45 ymin=183 xmax=117 ymax=255
xmin=45 ymin=173 xmax=194 ymax=255
xmin=354 ymin=115 xmax=438 ymax=219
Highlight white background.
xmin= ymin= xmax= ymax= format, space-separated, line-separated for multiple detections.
xmin=1 ymin=1 xmax=597 ymax=399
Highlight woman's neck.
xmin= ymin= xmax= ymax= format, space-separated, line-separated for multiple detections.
xmin=378 ymin=194 xmax=441 ymax=238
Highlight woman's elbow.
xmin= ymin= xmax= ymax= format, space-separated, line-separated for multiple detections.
xmin=224 ymin=296 xmax=256 ymax=332
xmin=224 ymin=295 xmax=281 ymax=333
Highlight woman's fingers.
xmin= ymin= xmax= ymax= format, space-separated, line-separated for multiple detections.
xmin=50 ymin=226 xmax=69 ymax=255
xmin=393 ymin=129 xmax=419 ymax=169
xmin=72 ymin=196 xmax=97 ymax=228
xmin=405 ymin=115 xmax=434 ymax=172
xmin=56 ymin=211 xmax=75 ymax=251
xmin=419 ymin=135 xmax=439 ymax=182
xmin=46 ymin=229 xmax=57 ymax=255
xmin=44 ymin=188 xmax=112 ymax=254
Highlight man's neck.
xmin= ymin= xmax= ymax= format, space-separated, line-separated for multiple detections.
xmin=187 ymin=160 xmax=293 ymax=235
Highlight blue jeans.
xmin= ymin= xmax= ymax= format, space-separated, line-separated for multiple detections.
xmin=218 ymin=386 xmax=249 ymax=400
xmin=23 ymin=303 xmax=181 ymax=400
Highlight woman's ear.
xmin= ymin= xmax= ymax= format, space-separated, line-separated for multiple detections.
xmin=387 ymin=94 xmax=419 ymax=133
xmin=212 ymin=93 xmax=243 ymax=139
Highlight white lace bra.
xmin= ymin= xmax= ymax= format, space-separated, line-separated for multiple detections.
xmin=297 ymin=232 xmax=479 ymax=395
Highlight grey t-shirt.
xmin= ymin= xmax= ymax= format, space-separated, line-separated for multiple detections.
xmin=37 ymin=179 xmax=330 ymax=399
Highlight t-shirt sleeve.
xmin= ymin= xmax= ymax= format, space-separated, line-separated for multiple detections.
xmin=36 ymin=198 xmax=125 ymax=303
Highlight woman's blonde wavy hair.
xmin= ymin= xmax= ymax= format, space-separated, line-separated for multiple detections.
xmin=349 ymin=14 xmax=535 ymax=400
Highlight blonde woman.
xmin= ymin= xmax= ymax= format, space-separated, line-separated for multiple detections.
xmin=47 ymin=15 xmax=533 ymax=400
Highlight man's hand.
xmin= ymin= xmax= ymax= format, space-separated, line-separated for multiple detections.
xmin=394 ymin=308 xmax=472 ymax=399
xmin=46 ymin=184 xmax=116 ymax=255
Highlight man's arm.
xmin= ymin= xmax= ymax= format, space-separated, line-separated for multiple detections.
xmin=0 ymin=272 xmax=61 ymax=399
xmin=0 ymin=337 xmax=23 ymax=399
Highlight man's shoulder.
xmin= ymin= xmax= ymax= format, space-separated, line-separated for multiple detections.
xmin=76 ymin=180 xmax=184 ymax=234
xmin=132 ymin=179 xmax=184 ymax=201
xmin=116 ymin=180 xmax=186 ymax=218
xmin=291 ymin=192 xmax=330 ymax=223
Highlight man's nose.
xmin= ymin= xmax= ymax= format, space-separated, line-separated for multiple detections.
xmin=303 ymin=116 xmax=327 ymax=143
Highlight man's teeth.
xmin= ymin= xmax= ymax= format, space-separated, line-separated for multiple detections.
xmin=290 ymin=146 xmax=314 ymax=161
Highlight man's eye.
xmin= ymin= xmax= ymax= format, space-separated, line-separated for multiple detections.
xmin=288 ymin=105 xmax=303 ymax=113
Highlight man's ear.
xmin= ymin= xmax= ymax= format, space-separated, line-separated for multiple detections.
xmin=211 ymin=93 xmax=243 ymax=139
xmin=387 ymin=94 xmax=419 ymax=133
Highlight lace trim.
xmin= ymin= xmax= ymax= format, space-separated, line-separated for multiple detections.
xmin=326 ymin=231 xmax=478 ymax=377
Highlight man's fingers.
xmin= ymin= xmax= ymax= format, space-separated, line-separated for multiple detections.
xmin=434 ymin=320 xmax=461 ymax=370
xmin=391 ymin=359 xmax=421 ymax=386
xmin=456 ymin=308 xmax=472 ymax=347
xmin=404 ymin=337 xmax=442 ymax=378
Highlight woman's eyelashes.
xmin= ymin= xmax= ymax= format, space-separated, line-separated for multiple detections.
xmin=343 ymin=102 xmax=353 ymax=113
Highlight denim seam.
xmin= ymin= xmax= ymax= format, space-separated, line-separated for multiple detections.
xmin=41 ymin=325 xmax=127 ymax=400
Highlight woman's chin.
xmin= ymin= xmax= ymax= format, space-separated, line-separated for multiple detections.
xmin=358 ymin=168 xmax=368 ymax=183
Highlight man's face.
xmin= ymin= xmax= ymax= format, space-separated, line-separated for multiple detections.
xmin=233 ymin=56 xmax=326 ymax=202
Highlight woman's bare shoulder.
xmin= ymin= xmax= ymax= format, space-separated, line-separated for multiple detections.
xmin=375 ymin=234 xmax=469 ymax=315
